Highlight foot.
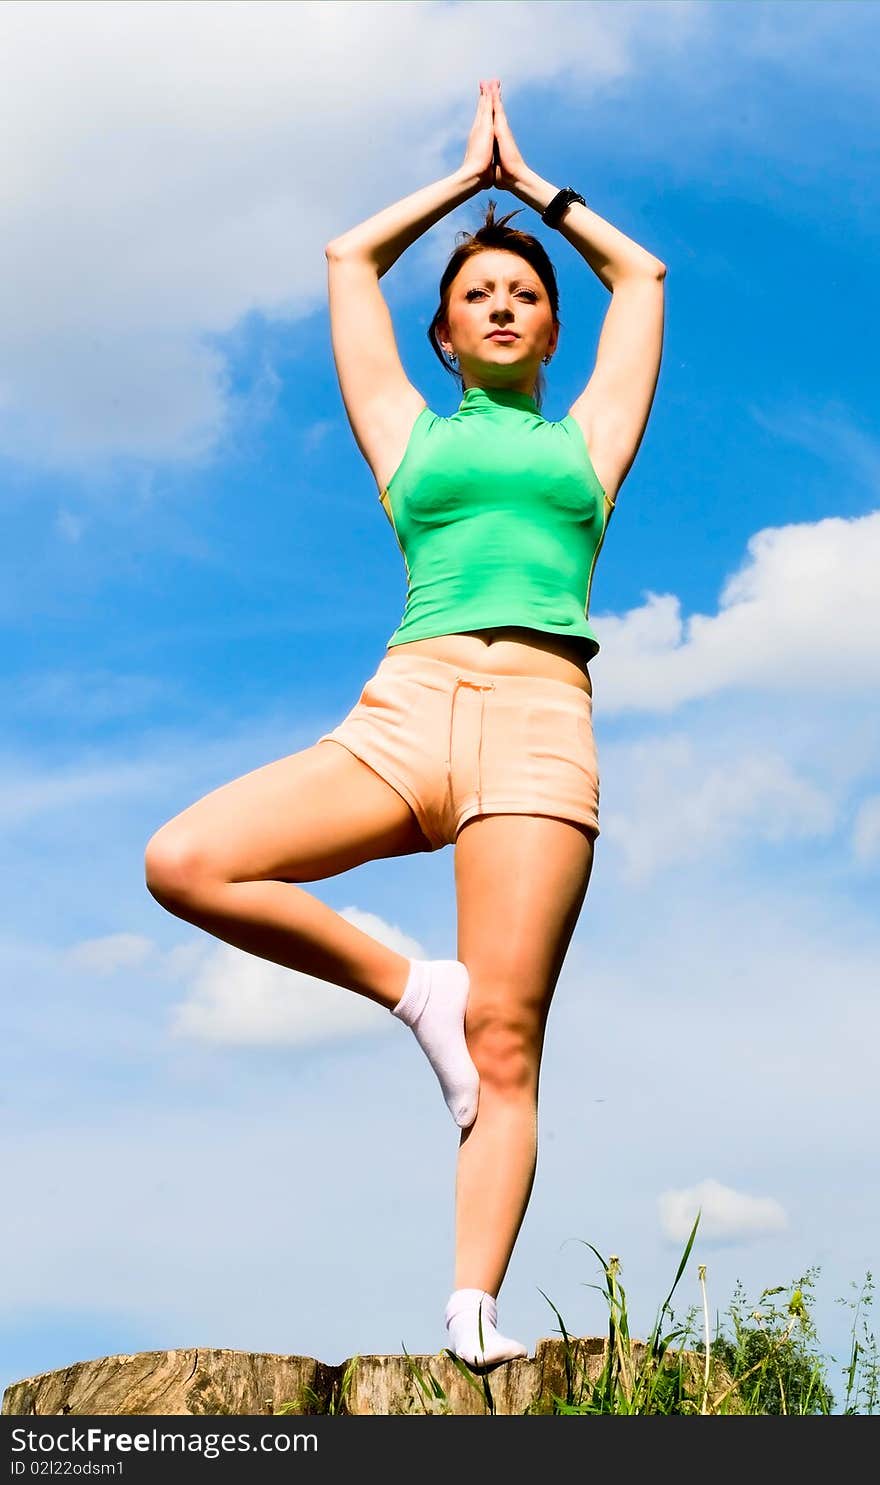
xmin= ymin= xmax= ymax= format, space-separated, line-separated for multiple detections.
xmin=444 ymin=1288 xmax=528 ymax=1372
xmin=391 ymin=959 xmax=480 ymax=1128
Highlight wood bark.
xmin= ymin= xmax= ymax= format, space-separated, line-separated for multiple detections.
xmin=2 ymin=1337 xmax=740 ymax=1416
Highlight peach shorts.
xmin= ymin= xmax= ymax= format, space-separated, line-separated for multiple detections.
xmin=316 ymin=650 xmax=600 ymax=852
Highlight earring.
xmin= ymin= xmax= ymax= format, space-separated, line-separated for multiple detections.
xmin=450 ymin=354 xmax=458 ymax=365
xmin=542 ymin=355 xmax=552 ymax=365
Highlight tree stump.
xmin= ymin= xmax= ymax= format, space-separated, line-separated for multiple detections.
xmin=2 ymin=1337 xmax=739 ymax=1416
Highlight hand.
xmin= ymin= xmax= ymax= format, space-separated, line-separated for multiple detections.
xmin=488 ymin=79 xmax=529 ymax=192
xmin=459 ymin=80 xmax=498 ymax=191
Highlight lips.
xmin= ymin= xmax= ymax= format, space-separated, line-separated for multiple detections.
xmin=487 ymin=332 xmax=518 ymax=342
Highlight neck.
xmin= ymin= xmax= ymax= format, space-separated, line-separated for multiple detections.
xmin=458 ymin=385 xmax=540 ymax=413
xmin=461 ymin=379 xmax=538 ymax=399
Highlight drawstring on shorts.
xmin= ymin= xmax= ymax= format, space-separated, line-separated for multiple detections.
xmin=447 ymin=675 xmax=496 ymax=815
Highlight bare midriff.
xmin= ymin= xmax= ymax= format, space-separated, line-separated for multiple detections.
xmin=385 ymin=628 xmax=593 ymax=697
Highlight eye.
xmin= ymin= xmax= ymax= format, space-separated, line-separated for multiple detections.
xmin=465 ymin=288 xmax=538 ymax=302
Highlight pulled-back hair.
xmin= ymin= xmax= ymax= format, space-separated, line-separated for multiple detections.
xmin=427 ymin=200 xmax=561 ymax=412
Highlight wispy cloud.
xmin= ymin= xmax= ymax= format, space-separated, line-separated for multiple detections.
xmin=2 ymin=1 xmax=878 ymax=1403
xmin=658 ymin=1179 xmax=788 ymax=1244
xmin=6 ymin=669 xmax=175 ymax=725
xmin=747 ymin=405 xmax=880 ymax=492
xmin=0 ymin=0 xmax=766 ymax=472
xmin=605 ymin=734 xmax=837 ymax=884
xmin=851 ymin=793 xmax=880 ymax=865
xmin=302 ymin=419 xmax=338 ymax=455
xmin=169 ymin=907 xmax=423 ymax=1047
xmin=65 ymin=933 xmax=157 ymax=975
xmin=0 ymin=756 xmax=175 ymax=828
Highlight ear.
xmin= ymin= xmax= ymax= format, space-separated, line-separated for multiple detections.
xmin=436 ymin=319 xmax=454 ymax=359
xmin=547 ymin=321 xmax=560 ymax=358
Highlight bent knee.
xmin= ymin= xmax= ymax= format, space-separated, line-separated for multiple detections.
xmin=144 ymin=828 xmax=217 ymax=904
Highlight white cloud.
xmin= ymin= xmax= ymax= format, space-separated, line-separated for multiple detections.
xmin=0 ymin=0 xmax=696 ymax=469
xmin=8 ymin=668 xmax=173 ymax=725
xmin=65 ymin=932 xmax=156 ymax=974
xmin=587 ymin=507 xmax=880 ymax=879
xmin=0 ymin=754 xmax=179 ymax=827
xmin=603 ymin=732 xmax=839 ymax=885
xmin=596 ymin=511 xmax=880 ymax=711
xmin=2 ymin=776 xmax=876 ymax=1373
xmin=658 ymin=1179 xmax=788 ymax=1244
xmin=169 ymin=906 xmax=423 ymax=1046
xmin=0 ymin=2 xmax=867 ymax=476
xmin=0 ymin=759 xmax=157 ymax=826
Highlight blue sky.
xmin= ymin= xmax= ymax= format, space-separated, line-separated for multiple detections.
xmin=2 ymin=0 xmax=878 ymax=1413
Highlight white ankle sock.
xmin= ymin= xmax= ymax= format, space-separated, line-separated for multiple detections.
xmin=444 ymin=1288 xmax=528 ymax=1370
xmin=390 ymin=958 xmax=480 ymax=1129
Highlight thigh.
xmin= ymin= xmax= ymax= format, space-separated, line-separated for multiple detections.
xmin=145 ymin=737 xmax=436 ymax=892
xmin=454 ymin=813 xmax=596 ymax=1029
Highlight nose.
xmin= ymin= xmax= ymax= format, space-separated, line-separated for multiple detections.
xmin=489 ymin=302 xmax=515 ymax=325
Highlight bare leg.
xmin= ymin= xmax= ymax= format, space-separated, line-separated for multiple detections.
xmin=454 ymin=1078 xmax=540 ymax=1296
xmin=144 ymin=739 xmax=435 ymax=1010
xmin=148 ymin=878 xmax=412 ymax=1010
xmin=453 ymin=813 xmax=596 ymax=1295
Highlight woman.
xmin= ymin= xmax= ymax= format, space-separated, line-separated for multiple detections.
xmin=144 ymin=79 xmax=665 ymax=1373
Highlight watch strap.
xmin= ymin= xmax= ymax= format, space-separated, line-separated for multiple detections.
xmin=541 ymin=187 xmax=586 ymax=229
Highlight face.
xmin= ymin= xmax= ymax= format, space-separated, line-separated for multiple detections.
xmin=438 ymin=249 xmax=559 ymax=396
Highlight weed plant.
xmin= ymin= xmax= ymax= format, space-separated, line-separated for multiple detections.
xmin=275 ymin=1214 xmax=877 ymax=1415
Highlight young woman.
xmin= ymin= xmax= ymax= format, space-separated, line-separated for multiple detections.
xmin=144 ymin=79 xmax=665 ymax=1373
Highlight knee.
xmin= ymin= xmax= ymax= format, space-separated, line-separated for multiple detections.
xmin=144 ymin=827 xmax=212 ymax=906
xmin=466 ymin=998 xmax=541 ymax=1094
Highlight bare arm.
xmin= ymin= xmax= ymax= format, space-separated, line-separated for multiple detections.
xmin=487 ymin=80 xmax=665 ymax=502
xmin=324 ymin=168 xmax=484 ymax=492
xmin=326 ymin=168 xmax=482 ymax=276
xmin=324 ymin=85 xmax=496 ymax=491
xmin=514 ymin=164 xmax=667 ymax=503
xmin=510 ymin=168 xmax=666 ymax=289
xmin=516 ymin=165 xmax=667 ymax=503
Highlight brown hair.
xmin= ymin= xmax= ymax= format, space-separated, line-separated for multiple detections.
xmin=427 ymin=199 xmax=561 ymax=411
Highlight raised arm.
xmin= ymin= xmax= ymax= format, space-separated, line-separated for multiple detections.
xmin=324 ymin=84 xmax=496 ymax=493
xmin=489 ymin=80 xmax=666 ymax=505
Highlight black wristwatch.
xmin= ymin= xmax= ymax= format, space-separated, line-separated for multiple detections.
xmin=541 ymin=187 xmax=586 ymax=229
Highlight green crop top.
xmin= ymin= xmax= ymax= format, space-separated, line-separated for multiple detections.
xmin=378 ymin=385 xmax=615 ymax=662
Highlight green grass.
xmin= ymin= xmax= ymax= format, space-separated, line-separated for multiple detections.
xmin=275 ymin=1214 xmax=877 ymax=1415
xmin=529 ymin=1214 xmax=876 ymax=1415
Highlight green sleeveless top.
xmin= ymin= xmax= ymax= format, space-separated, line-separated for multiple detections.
xmin=378 ymin=385 xmax=615 ymax=662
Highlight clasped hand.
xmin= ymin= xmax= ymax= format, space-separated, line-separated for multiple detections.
xmin=461 ymin=78 xmax=529 ymax=192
